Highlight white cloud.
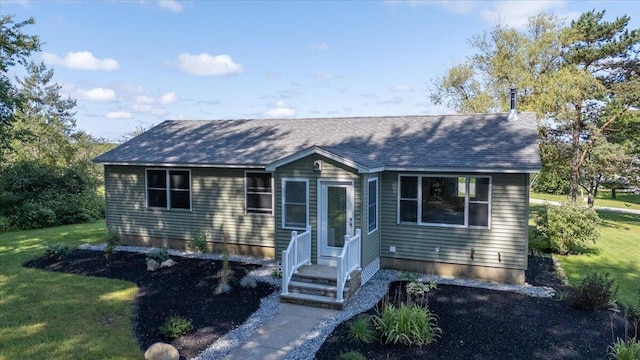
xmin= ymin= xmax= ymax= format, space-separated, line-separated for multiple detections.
xmin=393 ymin=85 xmax=412 ymax=92
xmin=312 ymin=43 xmax=329 ymax=51
xmin=157 ymin=0 xmax=182 ymax=12
xmin=397 ymin=0 xmax=575 ymax=28
xmin=480 ymin=1 xmax=573 ymax=28
xmin=266 ymin=101 xmax=295 ymax=117
xmin=175 ymin=53 xmax=242 ymax=76
xmin=314 ymin=71 xmax=334 ymax=80
xmin=159 ymin=92 xmax=177 ymax=104
xmin=42 ymin=51 xmax=119 ymax=71
xmin=79 ymin=87 xmax=116 ymax=101
xmin=135 ymin=95 xmax=156 ymax=105
xmin=106 ymin=111 xmax=132 ymax=119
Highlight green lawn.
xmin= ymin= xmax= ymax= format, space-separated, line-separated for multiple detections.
xmin=531 ymin=190 xmax=640 ymax=211
xmin=0 ymin=221 xmax=142 ymax=360
xmin=529 ymin=205 xmax=640 ymax=306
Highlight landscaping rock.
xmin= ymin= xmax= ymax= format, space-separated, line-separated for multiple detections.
xmin=144 ymin=342 xmax=179 ymax=360
xmin=161 ymin=259 xmax=176 ymax=268
xmin=78 ymin=243 xmax=92 ymax=250
xmin=146 ymin=259 xmax=160 ymax=271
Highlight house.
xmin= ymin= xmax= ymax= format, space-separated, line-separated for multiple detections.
xmin=94 ymin=110 xmax=540 ymax=307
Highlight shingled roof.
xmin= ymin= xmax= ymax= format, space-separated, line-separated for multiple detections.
xmin=94 ymin=113 xmax=541 ymax=173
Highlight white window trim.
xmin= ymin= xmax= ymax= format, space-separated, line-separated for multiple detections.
xmin=281 ymin=177 xmax=309 ymax=230
xmin=367 ymin=177 xmax=379 ymax=235
xmin=244 ymin=171 xmax=274 ymax=215
xmin=396 ymin=174 xmax=491 ymax=229
xmin=145 ymin=168 xmax=192 ymax=211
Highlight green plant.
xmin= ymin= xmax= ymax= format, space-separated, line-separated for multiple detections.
xmin=158 ymin=315 xmax=194 ymax=339
xmin=189 ymin=231 xmax=208 ymax=253
xmin=400 ymin=271 xmax=418 ymax=283
xmin=44 ymin=244 xmax=71 ymax=260
xmin=406 ymin=282 xmax=431 ymax=297
xmin=272 ymin=269 xmax=282 ymax=278
xmin=347 ymin=315 xmax=376 ymax=343
xmin=535 ymin=202 xmax=601 ymax=254
xmin=371 ymin=302 xmax=441 ymax=346
xmin=608 ymin=338 xmax=640 ymax=360
xmin=104 ymin=227 xmax=121 ymax=259
xmin=337 ymin=350 xmax=367 ymax=360
xmin=146 ymin=248 xmax=170 ymax=263
xmin=215 ymin=231 xmax=232 ymax=295
xmin=239 ymin=276 xmax=257 ymax=288
xmin=569 ymin=272 xmax=618 ymax=311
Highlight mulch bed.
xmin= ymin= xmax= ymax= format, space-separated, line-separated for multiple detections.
xmin=315 ymin=255 xmax=630 ymax=360
xmin=24 ymin=250 xmax=276 ymax=359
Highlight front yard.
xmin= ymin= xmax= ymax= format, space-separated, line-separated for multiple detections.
xmin=0 ymin=221 xmax=141 ymax=360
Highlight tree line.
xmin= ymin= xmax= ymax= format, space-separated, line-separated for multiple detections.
xmin=430 ymin=10 xmax=640 ymax=206
xmin=0 ymin=15 xmax=115 ymax=231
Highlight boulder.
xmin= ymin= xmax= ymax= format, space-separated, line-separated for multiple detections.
xmin=146 ymin=259 xmax=160 ymax=271
xmin=78 ymin=243 xmax=92 ymax=250
xmin=144 ymin=342 xmax=179 ymax=360
xmin=160 ymin=259 xmax=177 ymax=268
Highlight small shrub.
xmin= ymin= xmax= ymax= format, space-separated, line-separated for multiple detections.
xmin=146 ymin=248 xmax=170 ymax=263
xmin=337 ymin=350 xmax=367 ymax=360
xmin=626 ymin=288 xmax=640 ymax=339
xmin=371 ymin=302 xmax=441 ymax=346
xmin=44 ymin=244 xmax=71 ymax=260
xmin=104 ymin=227 xmax=121 ymax=259
xmin=608 ymin=338 xmax=640 ymax=360
xmin=406 ymin=282 xmax=431 ymax=297
xmin=214 ymin=282 xmax=232 ymax=295
xmin=569 ymin=272 xmax=618 ymax=311
xmin=272 ymin=268 xmax=282 ymax=278
xmin=239 ymin=276 xmax=257 ymax=288
xmin=158 ymin=315 xmax=193 ymax=339
xmin=400 ymin=271 xmax=418 ymax=283
xmin=189 ymin=232 xmax=208 ymax=253
xmin=347 ymin=315 xmax=376 ymax=343
xmin=535 ymin=202 xmax=601 ymax=254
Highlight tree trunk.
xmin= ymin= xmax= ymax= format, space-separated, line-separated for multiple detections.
xmin=611 ymin=188 xmax=616 ymax=199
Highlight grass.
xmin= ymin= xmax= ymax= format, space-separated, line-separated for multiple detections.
xmin=529 ymin=205 xmax=640 ymax=306
xmin=531 ymin=190 xmax=640 ymax=211
xmin=0 ymin=220 xmax=142 ymax=360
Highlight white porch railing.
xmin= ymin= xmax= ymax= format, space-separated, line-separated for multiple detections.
xmin=281 ymin=225 xmax=312 ymax=295
xmin=336 ymin=229 xmax=362 ymax=302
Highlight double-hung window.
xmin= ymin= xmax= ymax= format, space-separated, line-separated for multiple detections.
xmin=245 ymin=172 xmax=273 ymax=214
xmin=398 ymin=175 xmax=491 ymax=228
xmin=146 ymin=169 xmax=191 ymax=210
xmin=367 ymin=177 xmax=378 ymax=233
xmin=282 ymin=179 xmax=308 ymax=229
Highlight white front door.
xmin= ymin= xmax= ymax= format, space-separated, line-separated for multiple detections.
xmin=318 ymin=181 xmax=354 ymax=265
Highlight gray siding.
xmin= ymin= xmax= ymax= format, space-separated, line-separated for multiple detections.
xmin=275 ymin=155 xmax=362 ymax=264
xmin=105 ymin=165 xmax=275 ymax=246
xmin=380 ymin=172 xmax=529 ymax=270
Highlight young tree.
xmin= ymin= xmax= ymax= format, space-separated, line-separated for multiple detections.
xmin=430 ymin=10 xmax=640 ymax=204
xmin=8 ymin=62 xmax=77 ymax=167
xmin=0 ymin=15 xmax=41 ymax=163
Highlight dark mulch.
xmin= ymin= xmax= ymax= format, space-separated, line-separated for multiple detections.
xmin=315 ymin=255 xmax=629 ymax=360
xmin=24 ymin=250 xmax=276 ymax=359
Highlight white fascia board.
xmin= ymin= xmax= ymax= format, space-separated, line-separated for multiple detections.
xmin=264 ymin=146 xmax=374 ymax=174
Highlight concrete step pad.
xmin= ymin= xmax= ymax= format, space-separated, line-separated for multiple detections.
xmin=280 ymin=292 xmax=345 ymax=310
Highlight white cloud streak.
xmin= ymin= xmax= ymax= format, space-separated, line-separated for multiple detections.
xmin=266 ymin=101 xmax=295 ymax=117
xmin=42 ymin=51 xmax=119 ymax=71
xmin=106 ymin=111 xmax=132 ymax=119
xmin=79 ymin=87 xmax=116 ymax=101
xmin=157 ymin=0 xmax=182 ymax=12
xmin=175 ymin=53 xmax=243 ymax=76
xmin=159 ymin=92 xmax=177 ymax=104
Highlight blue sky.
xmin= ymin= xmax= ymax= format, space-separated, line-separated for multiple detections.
xmin=4 ymin=0 xmax=639 ymax=140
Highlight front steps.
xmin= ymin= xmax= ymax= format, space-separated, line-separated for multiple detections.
xmin=280 ymin=265 xmax=362 ymax=310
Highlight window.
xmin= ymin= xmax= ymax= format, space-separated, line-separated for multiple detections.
xmin=146 ymin=169 xmax=191 ymax=210
xmin=245 ymin=172 xmax=273 ymax=214
xmin=368 ymin=177 xmax=378 ymax=233
xmin=398 ymin=175 xmax=491 ymax=228
xmin=282 ymin=179 xmax=308 ymax=229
